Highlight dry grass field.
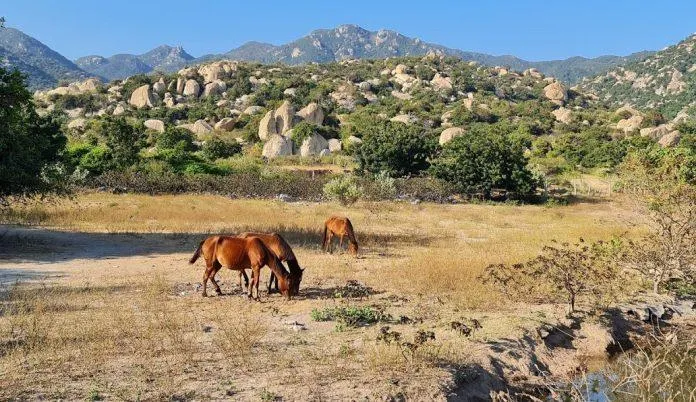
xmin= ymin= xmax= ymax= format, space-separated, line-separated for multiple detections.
xmin=0 ymin=193 xmax=644 ymax=400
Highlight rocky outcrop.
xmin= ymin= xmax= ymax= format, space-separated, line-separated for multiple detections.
xmin=203 ymin=80 xmax=226 ymax=98
xmin=262 ymin=134 xmax=293 ymax=158
xmin=616 ymin=115 xmax=644 ymax=133
xmin=243 ymin=106 xmax=264 ymax=115
xmin=144 ymin=119 xmax=165 ymax=133
xmin=180 ymin=120 xmax=213 ymax=135
xmin=258 ymin=111 xmax=278 ymax=141
xmin=183 ymin=79 xmax=200 ymax=97
xmin=274 ymin=101 xmax=295 ymax=134
xmin=640 ymin=124 xmax=672 ymax=139
xmin=552 ymin=107 xmax=573 ymax=124
xmin=658 ymin=130 xmax=681 ymax=147
xmin=176 ymin=77 xmax=185 ymax=94
xmin=430 ymin=73 xmax=452 ymax=91
xmin=299 ymin=133 xmax=329 ymax=157
xmin=78 ymin=78 xmax=102 ymax=92
xmin=129 ymin=84 xmax=156 ymax=108
xmin=543 ymin=82 xmax=568 ymax=105
xmin=439 ymin=127 xmax=465 ymax=145
xmin=214 ymin=117 xmax=236 ymax=131
xmin=328 ymin=138 xmax=342 ymax=153
xmin=390 ymin=114 xmax=417 ymax=125
xmin=152 ymin=78 xmax=166 ymax=94
xmin=112 ymin=103 xmax=127 ymax=116
xmin=67 ymin=118 xmax=87 ymax=132
xmin=296 ymin=102 xmax=324 ymax=125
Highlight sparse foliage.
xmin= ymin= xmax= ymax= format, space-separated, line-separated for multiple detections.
xmin=483 ymin=239 xmax=627 ymax=313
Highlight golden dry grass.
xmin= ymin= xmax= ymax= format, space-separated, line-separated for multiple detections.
xmin=0 ymin=192 xmax=644 ymax=399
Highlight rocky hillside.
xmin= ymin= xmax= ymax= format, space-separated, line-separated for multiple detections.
xmin=579 ymin=34 xmax=696 ymax=119
xmin=0 ymin=27 xmax=88 ymax=89
xmin=75 ymin=45 xmax=194 ymax=81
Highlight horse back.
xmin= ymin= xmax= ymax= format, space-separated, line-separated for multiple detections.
xmin=215 ymin=236 xmax=255 ymax=269
xmin=239 ymin=232 xmax=297 ymax=262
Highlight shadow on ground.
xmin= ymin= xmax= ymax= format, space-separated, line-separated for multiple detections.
xmin=0 ymin=225 xmax=440 ymax=263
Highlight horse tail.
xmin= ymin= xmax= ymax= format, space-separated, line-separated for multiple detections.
xmin=189 ymin=240 xmax=204 ymax=264
xmin=322 ymin=223 xmax=329 ymax=251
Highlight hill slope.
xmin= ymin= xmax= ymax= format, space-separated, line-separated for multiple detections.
xmin=579 ymin=34 xmax=696 ymax=118
xmin=0 ymin=27 xmax=89 ymax=89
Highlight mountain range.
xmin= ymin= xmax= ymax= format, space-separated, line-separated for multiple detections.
xmin=0 ymin=23 xmax=655 ymax=89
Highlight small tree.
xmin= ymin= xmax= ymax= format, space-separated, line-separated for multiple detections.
xmin=619 ymin=146 xmax=695 ymax=293
xmin=0 ymin=67 xmax=67 ymax=200
xmin=355 ymin=121 xmax=436 ymax=177
xmin=323 ymin=175 xmax=363 ymax=206
xmin=430 ymin=123 xmax=537 ymax=199
xmin=483 ymin=239 xmax=625 ymax=313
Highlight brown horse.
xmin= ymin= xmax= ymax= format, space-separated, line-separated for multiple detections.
xmin=237 ymin=232 xmax=303 ymax=295
xmin=322 ymin=216 xmax=358 ymax=255
xmin=189 ymin=236 xmax=295 ymax=300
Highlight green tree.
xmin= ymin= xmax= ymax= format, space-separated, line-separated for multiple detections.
xmin=0 ymin=67 xmax=67 ymax=199
xmin=355 ymin=121 xmax=436 ymax=177
xmin=430 ymin=123 xmax=537 ymax=198
xmin=87 ymin=116 xmax=144 ymax=170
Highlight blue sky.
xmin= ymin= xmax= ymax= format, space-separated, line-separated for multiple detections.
xmin=3 ymin=1 xmax=696 ymax=61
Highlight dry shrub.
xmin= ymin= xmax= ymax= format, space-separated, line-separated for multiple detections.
xmin=211 ymin=309 xmax=267 ymax=359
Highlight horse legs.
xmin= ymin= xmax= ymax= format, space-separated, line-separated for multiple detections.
xmin=327 ymin=232 xmax=334 ymax=254
xmin=339 ymin=235 xmax=344 ymax=252
xmin=249 ymin=265 xmax=261 ymax=300
xmin=208 ymin=261 xmax=223 ymax=296
xmin=202 ymin=264 xmax=215 ymax=297
xmin=239 ymin=270 xmax=250 ymax=290
xmin=267 ymin=272 xmax=278 ymax=294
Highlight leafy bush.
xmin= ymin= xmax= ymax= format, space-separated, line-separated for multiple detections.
xmin=202 ymin=137 xmax=242 ymax=160
xmin=310 ymin=306 xmax=389 ymax=329
xmin=156 ymin=127 xmax=197 ymax=151
xmin=355 ymin=121 xmax=436 ymax=177
xmin=360 ymin=171 xmax=397 ymax=201
xmin=430 ymin=123 xmax=537 ymax=199
xmin=323 ymin=175 xmax=363 ymax=205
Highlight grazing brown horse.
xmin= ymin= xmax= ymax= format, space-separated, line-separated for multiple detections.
xmin=189 ymin=236 xmax=295 ymax=300
xmin=237 ymin=232 xmax=303 ymax=295
xmin=322 ymin=216 xmax=359 ymax=255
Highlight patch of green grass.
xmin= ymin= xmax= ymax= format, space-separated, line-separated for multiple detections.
xmin=310 ymin=306 xmax=390 ymax=329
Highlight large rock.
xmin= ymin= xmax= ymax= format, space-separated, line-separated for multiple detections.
xmin=552 ymin=107 xmax=573 ymax=124
xmin=296 ymin=102 xmax=324 ymax=125
xmin=543 ymin=82 xmax=568 ymax=105
xmin=299 ymin=133 xmax=329 ymax=157
xmin=129 ymin=84 xmax=156 ymax=108
xmin=274 ymin=100 xmax=295 ymax=134
xmin=617 ymin=115 xmax=644 ymax=133
xmin=144 ymin=119 xmax=165 ymax=133
xmin=112 ymin=103 xmax=127 ymax=116
xmin=328 ymin=138 xmax=342 ymax=153
xmin=431 ymin=73 xmax=453 ymax=91
xmin=163 ymin=93 xmax=176 ymax=108
xmin=392 ymin=64 xmax=409 ymax=75
xmin=390 ymin=114 xmax=417 ymax=125
xmin=77 ymin=78 xmax=102 ymax=92
xmin=176 ymin=77 xmax=185 ymax=94
xmin=258 ymin=110 xmax=278 ymax=141
xmin=152 ymin=78 xmax=166 ymax=94
xmin=198 ymin=62 xmax=228 ymax=83
xmin=183 ymin=79 xmax=200 ymax=97
xmin=439 ymin=127 xmax=465 ymax=145
xmin=243 ymin=106 xmax=264 ymax=115
xmin=659 ymin=130 xmax=681 ymax=147
xmin=214 ymin=117 xmax=236 ymax=131
xmin=182 ymin=120 xmax=213 ymax=135
xmin=203 ymin=80 xmax=225 ymax=98
xmin=523 ymin=68 xmax=543 ymax=79
xmin=640 ymin=124 xmax=672 ymax=139
xmin=67 ymin=118 xmax=87 ymax=132
xmin=262 ymin=134 xmax=293 ymax=158
xmin=347 ymin=136 xmax=363 ymax=146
